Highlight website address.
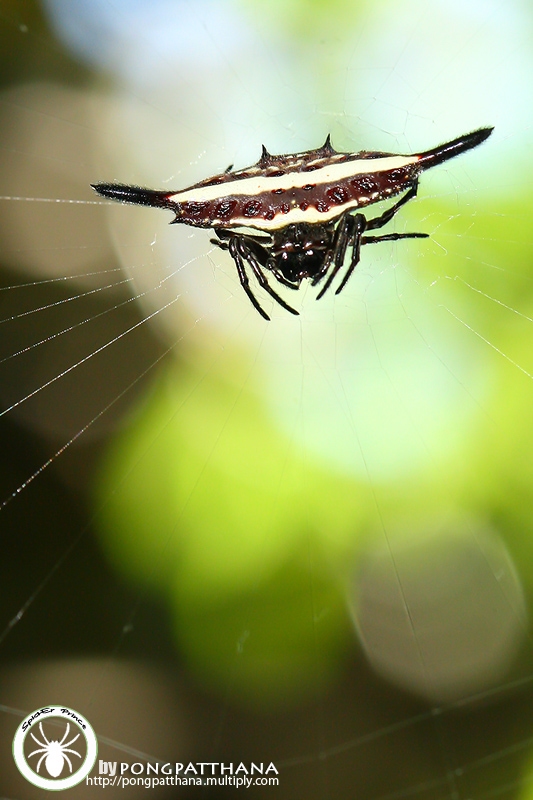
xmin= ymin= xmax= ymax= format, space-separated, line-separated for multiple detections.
xmin=87 ymin=775 xmax=279 ymax=788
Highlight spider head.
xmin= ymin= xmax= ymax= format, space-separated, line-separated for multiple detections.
xmin=268 ymin=223 xmax=333 ymax=285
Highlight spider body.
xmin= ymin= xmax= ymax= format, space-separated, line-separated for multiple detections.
xmin=93 ymin=127 xmax=493 ymax=319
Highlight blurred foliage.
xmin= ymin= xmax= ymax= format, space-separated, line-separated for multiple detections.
xmin=0 ymin=0 xmax=90 ymax=89
xmin=239 ymin=0 xmax=367 ymax=43
xmin=95 ymin=355 xmax=362 ymax=706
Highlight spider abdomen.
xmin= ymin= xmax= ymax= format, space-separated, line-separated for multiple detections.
xmin=171 ymin=157 xmax=420 ymax=230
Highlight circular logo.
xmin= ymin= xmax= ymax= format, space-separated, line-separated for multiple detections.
xmin=13 ymin=706 xmax=98 ymax=790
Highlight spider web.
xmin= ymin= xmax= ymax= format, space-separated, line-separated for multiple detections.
xmin=1 ymin=0 xmax=533 ymax=798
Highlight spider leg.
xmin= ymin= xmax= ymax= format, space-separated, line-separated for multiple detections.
xmin=211 ymin=230 xmax=272 ymax=263
xmin=316 ymin=213 xmax=365 ymax=299
xmin=310 ymin=250 xmax=334 ymax=288
xmin=62 ymin=753 xmax=74 ymax=773
xmin=227 ymin=237 xmax=271 ymax=320
xmin=58 ymin=723 xmax=70 ymax=746
xmin=315 ymin=213 xmax=356 ymax=297
xmin=334 ymin=214 xmax=367 ymax=295
xmin=210 ymin=237 xmax=229 ymax=251
xmin=28 ymin=747 xmax=48 ymax=757
xmin=334 ymin=205 xmax=427 ymax=297
xmin=268 ymin=265 xmax=301 ymax=290
xmin=63 ymin=747 xmax=82 ymax=757
xmin=212 ymin=231 xmax=292 ymax=319
xmin=62 ymin=732 xmax=81 ymax=748
xmin=365 ymin=180 xmax=419 ymax=231
xmin=35 ymin=752 xmax=48 ymax=773
xmin=233 ymin=238 xmax=299 ymax=316
xmin=30 ymin=730 xmax=47 ymax=747
xmin=316 ymin=182 xmax=425 ymax=300
xmin=39 ymin=722 xmax=51 ymax=745
xmin=361 ymin=232 xmax=429 ymax=244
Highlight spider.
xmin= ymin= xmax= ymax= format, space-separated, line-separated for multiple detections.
xmin=93 ymin=126 xmax=493 ymax=320
xmin=27 ymin=721 xmax=81 ymax=778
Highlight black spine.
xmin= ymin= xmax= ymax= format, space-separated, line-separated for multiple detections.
xmin=417 ymin=127 xmax=493 ymax=169
xmin=91 ymin=183 xmax=174 ymax=210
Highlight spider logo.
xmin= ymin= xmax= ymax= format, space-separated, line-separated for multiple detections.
xmin=13 ymin=706 xmax=97 ymax=790
xmin=27 ymin=721 xmax=82 ymax=778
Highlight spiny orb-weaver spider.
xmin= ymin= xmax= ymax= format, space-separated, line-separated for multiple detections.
xmin=93 ymin=127 xmax=493 ymax=320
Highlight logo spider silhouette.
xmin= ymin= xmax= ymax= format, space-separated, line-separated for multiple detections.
xmin=27 ymin=721 xmax=82 ymax=778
